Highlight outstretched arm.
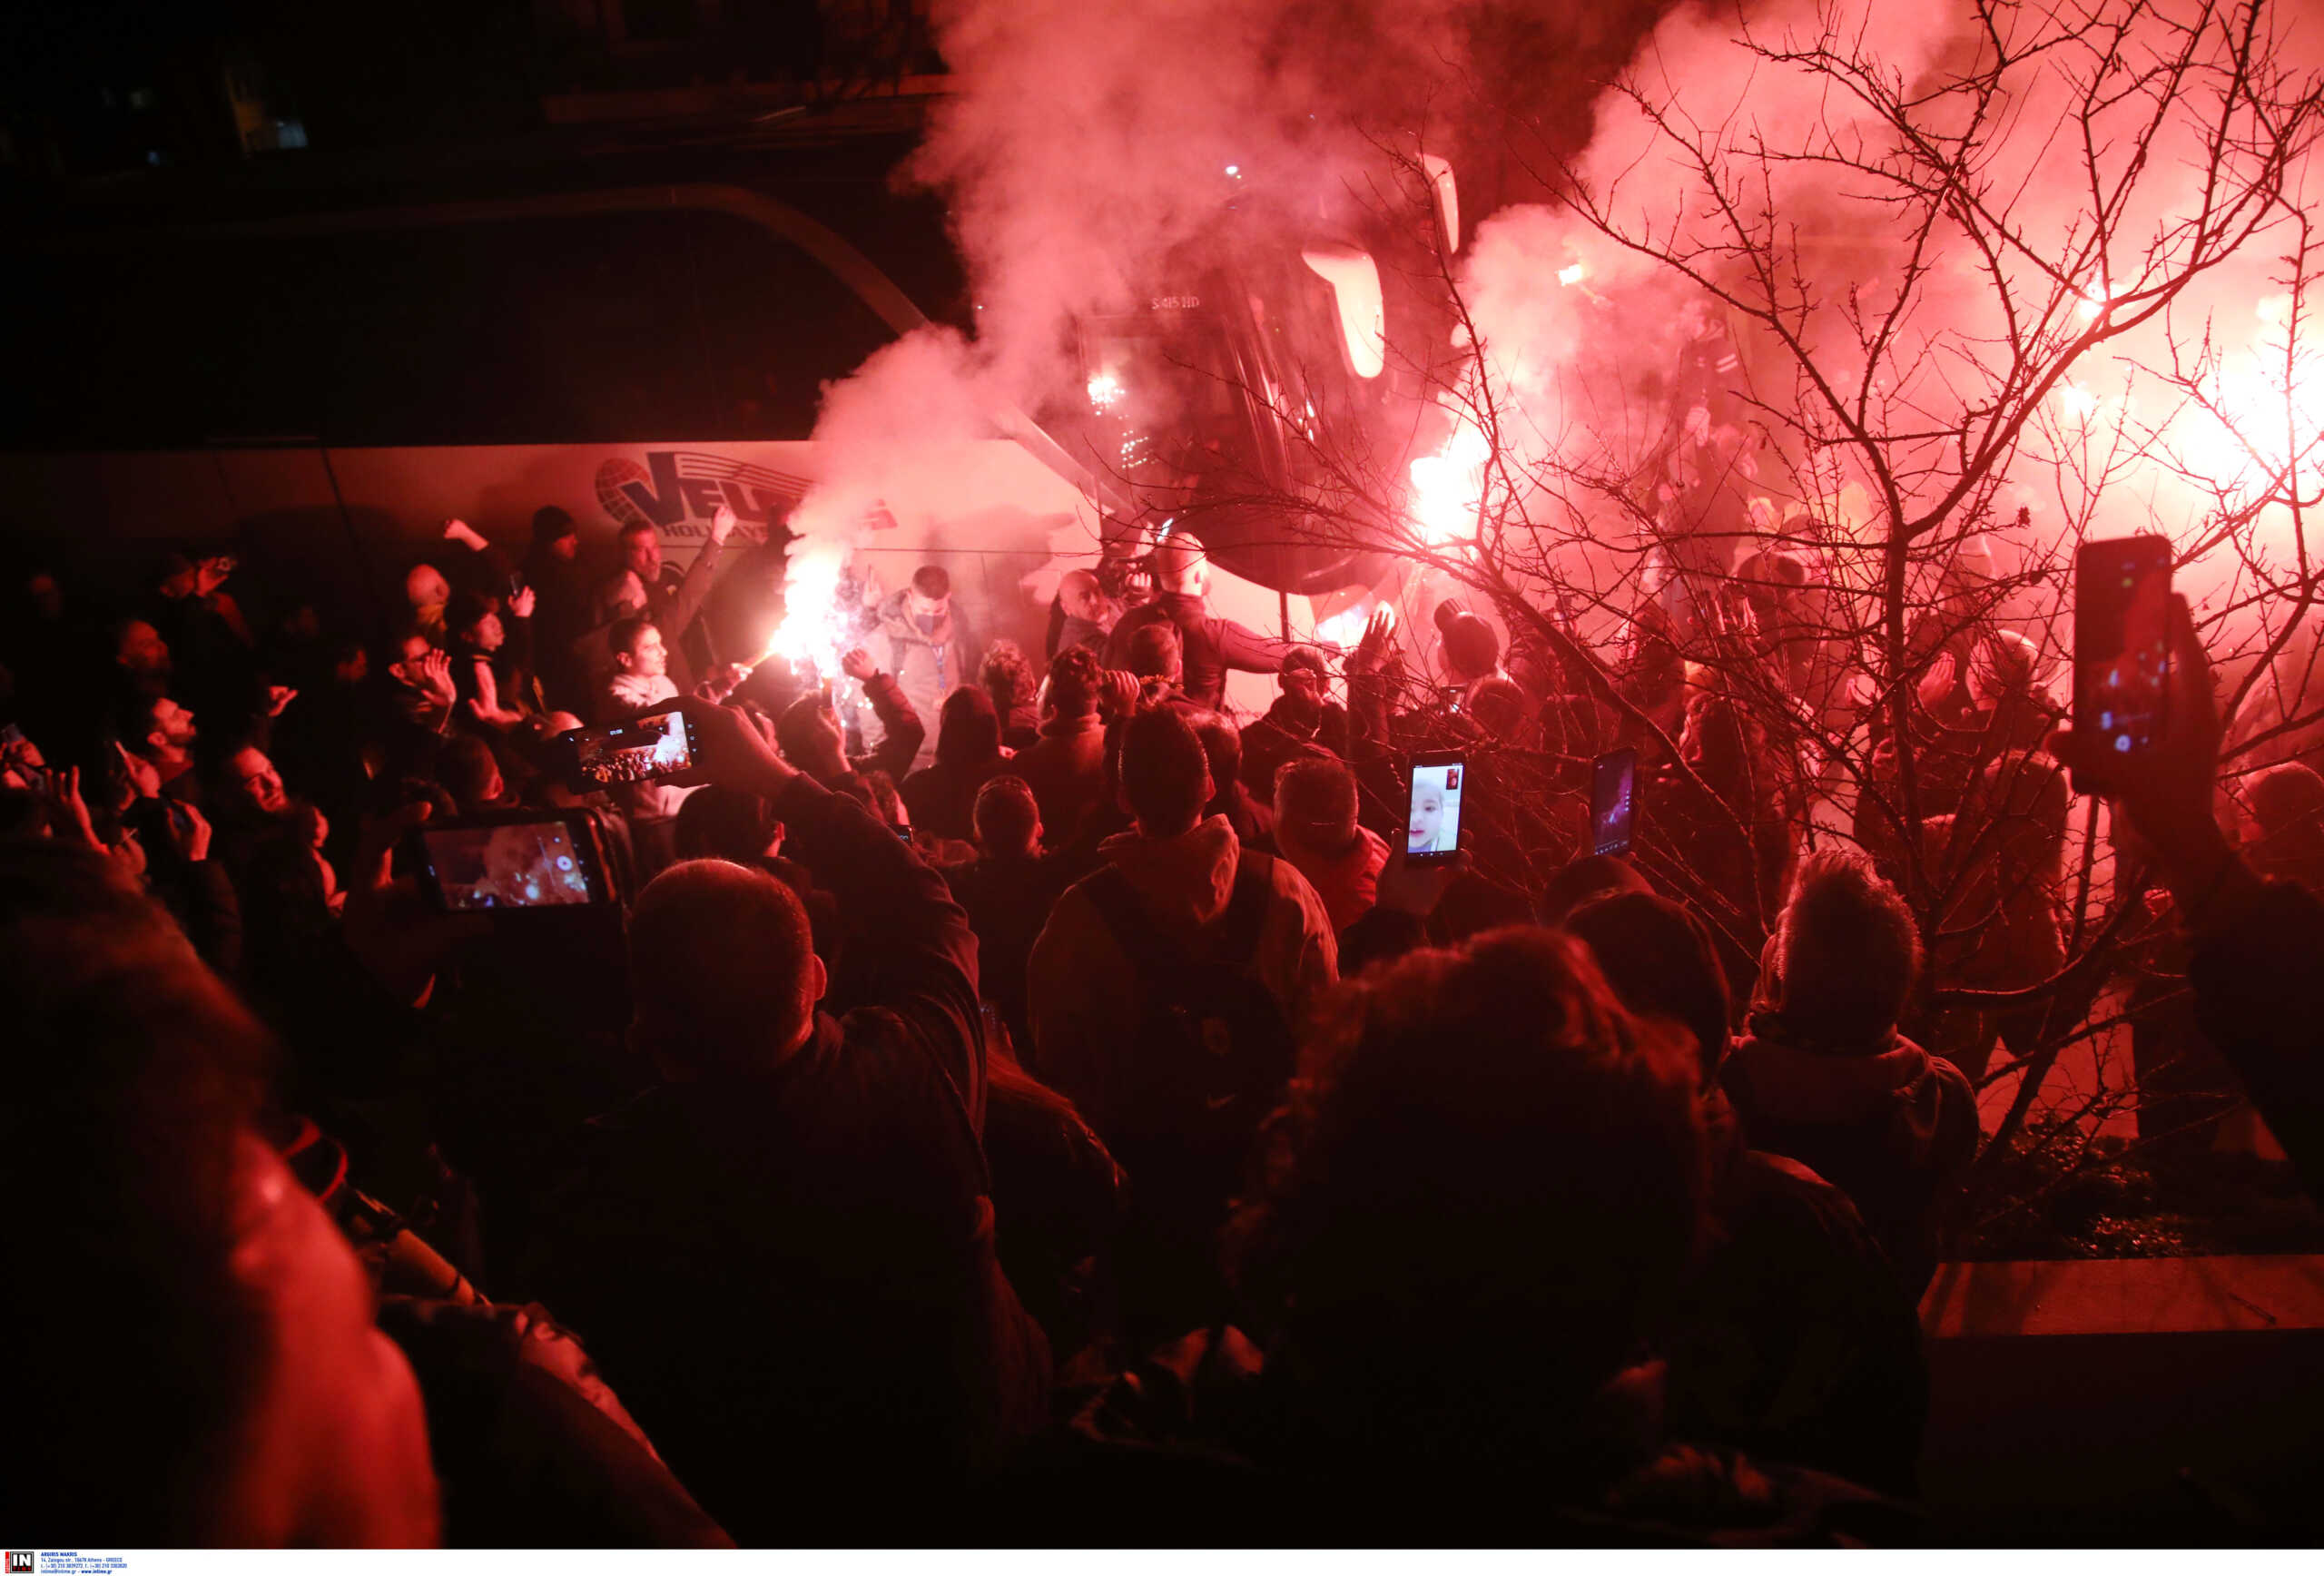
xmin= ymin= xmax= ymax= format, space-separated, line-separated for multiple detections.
xmin=664 ymin=505 xmax=736 ymax=649
xmin=675 ymin=696 xmax=985 ymax=1125
xmin=844 ymin=647 xmax=927 ymax=780
xmin=1205 ymin=614 xmax=1318 ymax=677
xmin=2053 ymin=594 xmax=2324 ymax=1197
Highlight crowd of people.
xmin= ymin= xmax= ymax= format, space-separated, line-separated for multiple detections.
xmin=5 ymin=502 xmax=2324 ymax=1546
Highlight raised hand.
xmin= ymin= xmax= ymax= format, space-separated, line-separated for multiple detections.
xmin=51 ymin=764 xmax=102 ymax=852
xmin=113 ymin=738 xmax=162 ymax=801
xmin=342 ymin=801 xmax=491 ymax=1004
xmin=1098 ymin=668 xmax=1142 ymax=717
xmin=164 ymin=801 xmax=213 ymax=863
xmin=2049 ymin=592 xmax=2228 ymax=889
xmin=671 ymin=695 xmax=796 ymax=800
xmin=1348 ymin=603 xmax=1398 ymax=675
xmin=509 ymin=585 xmax=537 ymax=620
xmin=839 ymin=646 xmax=879 ymax=682
xmin=710 ymin=503 xmax=737 ymax=547
xmin=1374 ymin=843 xmax=1468 ymax=917
xmin=419 ymin=648 xmax=457 ymax=708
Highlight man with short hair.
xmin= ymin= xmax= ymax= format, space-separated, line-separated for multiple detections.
xmin=1722 ymin=849 xmax=1976 ymax=1294
xmin=1103 ymin=529 xmax=1318 ymax=711
xmin=526 ymin=700 xmax=1048 ymax=1542
xmin=1273 ymin=754 xmax=1388 ymax=934
xmin=1028 ymin=704 xmax=1336 ymax=1335
xmin=603 ymin=616 xmax=675 ymax=721
xmin=1122 ymin=620 xmax=1186 ymax=693
xmin=1049 ymin=567 xmax=1118 ymax=660
xmin=224 ymin=741 xmax=292 ymax=821
xmin=435 ymin=734 xmax=507 ymax=818
xmin=114 ymin=616 xmax=173 ymax=699
xmin=1187 ymin=709 xmax=1273 ymax=851
xmin=876 ymin=565 xmax=970 ymax=769
xmin=1239 ymin=645 xmax=1349 ymax=801
xmin=120 ymin=694 xmax=201 ymax=802
xmin=599 ymin=616 xmax=697 ymax=877
xmin=406 ymin=564 xmax=452 ymax=641
xmin=1010 ymin=645 xmax=1108 ymax=849
xmin=385 ymin=631 xmax=458 ymax=734
xmin=589 ymin=504 xmax=735 ymax=694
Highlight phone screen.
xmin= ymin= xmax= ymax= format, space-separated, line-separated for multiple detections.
xmin=1591 ymin=748 xmax=1639 ymax=855
xmin=1406 ymin=755 xmax=1465 ymax=864
xmin=2074 ymin=537 xmax=2172 ymax=778
xmin=417 ymin=819 xmax=601 ymax=911
xmin=567 ymin=710 xmax=694 ymax=790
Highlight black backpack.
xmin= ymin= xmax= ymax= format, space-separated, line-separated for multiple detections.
xmin=1077 ymin=850 xmax=1297 ymax=1315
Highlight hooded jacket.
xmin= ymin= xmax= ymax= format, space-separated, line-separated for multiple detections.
xmin=1278 ymin=823 xmax=1391 ymax=936
xmin=1025 ymin=814 xmax=1336 ymax=1133
xmin=1719 ymin=1018 xmax=1977 ymax=1295
xmin=876 ymin=587 xmax=968 ymax=764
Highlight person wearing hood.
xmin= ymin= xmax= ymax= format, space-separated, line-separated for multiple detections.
xmin=1721 ymin=849 xmax=1977 ymax=1295
xmin=1271 ymin=755 xmax=1388 ymax=936
xmin=901 ymin=685 xmax=1014 ymax=844
xmin=519 ymin=506 xmax=592 ymax=713
xmin=1563 ymin=886 xmax=1929 ymax=1495
xmin=876 ymin=566 xmax=970 ymax=769
xmin=1026 ymin=704 xmax=1336 ymax=1336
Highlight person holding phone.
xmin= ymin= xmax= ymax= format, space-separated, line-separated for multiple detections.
xmin=521 ymin=698 xmax=1048 ymax=1539
xmin=2051 ymin=595 xmax=2324 ymax=1198
xmin=1405 ymin=757 xmax=1463 ymax=860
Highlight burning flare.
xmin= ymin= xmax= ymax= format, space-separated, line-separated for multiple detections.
xmin=1409 ymin=423 xmax=1491 ymax=547
xmin=765 ymin=537 xmax=852 ymax=677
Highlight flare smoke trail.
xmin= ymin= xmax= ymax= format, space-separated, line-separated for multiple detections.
xmin=783 ymin=0 xmax=2324 ymax=673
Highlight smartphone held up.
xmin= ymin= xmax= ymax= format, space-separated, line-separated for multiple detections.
xmin=1590 ymin=748 xmax=1639 ymax=856
xmin=405 ymin=808 xmax=616 ymax=913
xmin=548 ymin=706 xmax=699 ymax=795
xmin=2073 ymin=536 xmax=2172 ymax=795
xmin=1406 ymin=752 xmax=1466 ymax=866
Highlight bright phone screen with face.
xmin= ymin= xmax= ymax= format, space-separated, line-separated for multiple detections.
xmin=2073 ymin=536 xmax=2171 ymax=789
xmin=1406 ymin=753 xmax=1465 ymax=866
xmin=1591 ymin=748 xmax=1639 ymax=855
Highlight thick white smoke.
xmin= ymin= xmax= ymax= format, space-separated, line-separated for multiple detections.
xmin=782 ymin=0 xmax=2324 ymax=683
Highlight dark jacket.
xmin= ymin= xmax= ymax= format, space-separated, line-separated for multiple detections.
xmin=1054 ymin=613 xmax=1110 ymax=660
xmin=1038 ymin=1329 xmax=1912 ymax=1546
xmin=1107 ymin=593 xmax=1306 ymax=712
xmin=1013 ymin=710 xmax=1108 ymax=851
xmin=902 ymin=754 xmax=1013 ymax=844
xmin=2189 ymin=867 xmax=2324 ymax=1197
xmin=1239 ymin=696 xmax=1350 ymax=802
xmin=812 ymin=671 xmax=926 ymax=815
xmin=1720 ymin=1019 xmax=1977 ymax=1295
xmin=521 ymin=778 xmax=1049 ymax=1540
xmin=945 ymin=852 xmax=1074 ymax=1056
xmin=1666 ymin=1098 xmax=1929 ymax=1496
